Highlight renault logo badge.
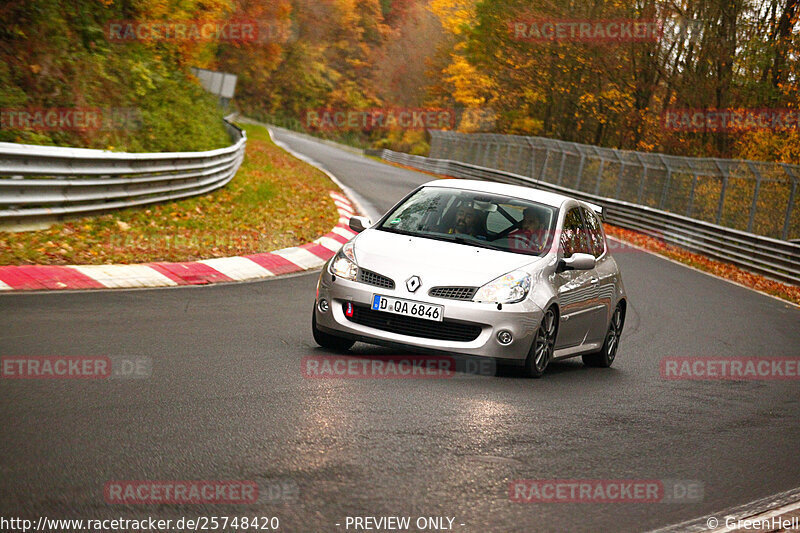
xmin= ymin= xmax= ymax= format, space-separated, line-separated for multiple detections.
xmin=406 ymin=276 xmax=421 ymax=293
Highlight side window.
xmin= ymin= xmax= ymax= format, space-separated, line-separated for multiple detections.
xmin=560 ymin=208 xmax=591 ymax=257
xmin=582 ymin=208 xmax=606 ymax=258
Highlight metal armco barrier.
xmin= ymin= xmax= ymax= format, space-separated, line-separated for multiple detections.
xmin=428 ymin=130 xmax=800 ymax=242
xmin=0 ymin=121 xmax=245 ymax=229
xmin=379 ymin=149 xmax=800 ymax=285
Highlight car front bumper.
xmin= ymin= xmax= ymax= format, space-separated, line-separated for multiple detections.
xmin=314 ymin=265 xmax=544 ymax=362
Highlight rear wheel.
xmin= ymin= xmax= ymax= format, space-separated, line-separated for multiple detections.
xmin=582 ymin=304 xmax=623 ymax=368
xmin=523 ymin=307 xmax=557 ymax=378
xmin=312 ymin=305 xmax=355 ymax=351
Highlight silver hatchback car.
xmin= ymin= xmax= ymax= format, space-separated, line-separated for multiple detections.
xmin=312 ymin=179 xmax=627 ymax=377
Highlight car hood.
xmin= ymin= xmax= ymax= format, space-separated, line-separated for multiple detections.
xmin=352 ymin=229 xmax=543 ymax=288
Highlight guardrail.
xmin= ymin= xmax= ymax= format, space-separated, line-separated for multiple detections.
xmin=0 ymin=121 xmax=246 ymax=230
xmin=429 ymin=130 xmax=800 ymax=242
xmin=378 ymin=149 xmax=800 ymax=285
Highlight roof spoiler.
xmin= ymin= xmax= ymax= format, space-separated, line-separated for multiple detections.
xmin=585 ymin=201 xmax=604 ymax=221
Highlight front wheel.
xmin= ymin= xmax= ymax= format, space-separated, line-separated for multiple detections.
xmin=312 ymin=305 xmax=355 ymax=351
xmin=523 ymin=307 xmax=557 ymax=378
xmin=582 ymin=304 xmax=623 ymax=368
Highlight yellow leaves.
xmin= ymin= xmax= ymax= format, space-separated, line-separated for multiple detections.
xmin=732 ymin=129 xmax=800 ymax=165
xmin=429 ymin=0 xmax=477 ymax=35
xmin=509 ymin=116 xmax=543 ymax=135
xmin=443 ymin=55 xmax=495 ymax=108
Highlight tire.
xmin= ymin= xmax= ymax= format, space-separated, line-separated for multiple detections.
xmin=582 ymin=304 xmax=623 ymax=368
xmin=312 ymin=305 xmax=355 ymax=351
xmin=523 ymin=307 xmax=557 ymax=378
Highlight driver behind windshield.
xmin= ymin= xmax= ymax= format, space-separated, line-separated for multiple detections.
xmin=448 ymin=205 xmax=483 ymax=237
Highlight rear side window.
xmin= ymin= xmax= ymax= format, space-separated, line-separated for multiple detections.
xmin=582 ymin=207 xmax=606 ymax=258
xmin=560 ymin=208 xmax=591 ymax=257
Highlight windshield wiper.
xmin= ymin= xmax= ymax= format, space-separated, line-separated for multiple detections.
xmin=378 ymin=227 xmax=508 ymax=252
xmin=378 ymin=226 xmax=418 ymax=237
xmin=450 ymin=235 xmax=504 ymax=251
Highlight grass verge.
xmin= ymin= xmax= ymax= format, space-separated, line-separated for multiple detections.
xmin=0 ymin=122 xmax=339 ymax=265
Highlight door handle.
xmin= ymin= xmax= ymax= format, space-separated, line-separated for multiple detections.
xmin=590 ymin=278 xmax=599 ymax=284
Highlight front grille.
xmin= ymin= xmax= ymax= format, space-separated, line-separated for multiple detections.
xmin=357 ymin=268 xmax=395 ymax=289
xmin=428 ymin=286 xmax=478 ymax=301
xmin=345 ymin=304 xmax=482 ymax=342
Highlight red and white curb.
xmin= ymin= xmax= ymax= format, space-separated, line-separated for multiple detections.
xmin=0 ymin=191 xmax=356 ymax=292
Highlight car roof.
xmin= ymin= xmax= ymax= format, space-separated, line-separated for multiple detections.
xmin=421 ymin=179 xmax=572 ymax=209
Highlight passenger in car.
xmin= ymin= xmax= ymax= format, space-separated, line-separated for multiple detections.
xmin=508 ymin=207 xmax=547 ymax=251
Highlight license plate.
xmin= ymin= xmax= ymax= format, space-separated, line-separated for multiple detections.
xmin=371 ymin=295 xmax=444 ymax=322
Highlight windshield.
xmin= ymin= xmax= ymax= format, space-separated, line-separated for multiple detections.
xmin=378 ymin=186 xmax=557 ymax=256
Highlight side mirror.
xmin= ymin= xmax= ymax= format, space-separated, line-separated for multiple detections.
xmin=348 ymin=216 xmax=372 ymax=233
xmin=557 ymin=252 xmax=596 ymax=272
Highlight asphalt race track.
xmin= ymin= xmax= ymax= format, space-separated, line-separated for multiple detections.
xmin=1 ymin=129 xmax=799 ymax=532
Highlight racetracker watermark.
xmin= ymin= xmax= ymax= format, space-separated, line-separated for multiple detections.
xmin=0 ymin=516 xmax=281 ymax=532
xmin=104 ymin=481 xmax=259 ymax=505
xmin=106 ymin=230 xmax=270 ymax=251
xmin=255 ymin=20 xmax=295 ymax=44
xmin=509 ymin=479 xmax=703 ymax=503
xmin=301 ymin=355 xmax=495 ymax=379
xmin=105 ymin=20 xmax=258 ymax=42
xmin=509 ymin=19 xmax=661 ymax=43
xmin=661 ymin=108 xmax=799 ymax=132
xmin=660 ymin=357 xmax=800 ymax=381
xmin=304 ymin=108 xmax=456 ymax=131
xmin=1 ymin=107 xmax=142 ymax=132
xmin=1 ymin=356 xmax=152 ymax=379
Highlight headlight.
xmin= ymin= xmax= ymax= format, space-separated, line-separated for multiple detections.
xmin=330 ymin=241 xmax=358 ymax=281
xmin=473 ymin=270 xmax=531 ymax=304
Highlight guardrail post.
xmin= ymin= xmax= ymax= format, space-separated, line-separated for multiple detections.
xmin=637 ymin=167 xmax=648 ymax=204
xmin=592 ymin=158 xmax=604 ymax=195
xmin=782 ymin=164 xmax=797 ymax=240
xmin=615 ymin=160 xmax=626 ymax=200
xmin=687 ymin=171 xmax=698 ymax=217
xmin=745 ymin=162 xmax=762 ymax=234
xmin=540 ymin=148 xmax=552 ymax=181
xmin=525 ymin=138 xmax=537 ymax=179
xmin=557 ymin=150 xmax=567 ymax=186
xmin=476 ymin=141 xmax=485 ymax=167
xmin=504 ymin=142 xmax=512 ymax=171
xmin=636 ymin=154 xmax=648 ymax=204
xmin=714 ymin=160 xmax=729 ymax=225
xmin=657 ymin=154 xmax=672 ymax=210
